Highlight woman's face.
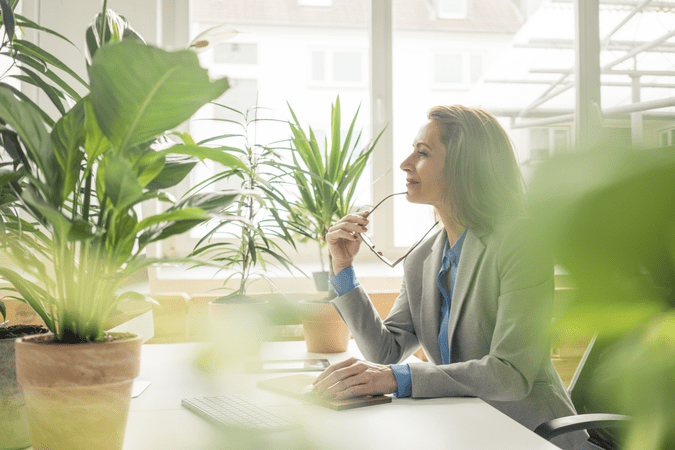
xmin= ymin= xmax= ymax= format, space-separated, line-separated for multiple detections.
xmin=400 ymin=119 xmax=448 ymax=210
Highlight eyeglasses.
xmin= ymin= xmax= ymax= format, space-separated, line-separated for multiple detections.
xmin=360 ymin=192 xmax=439 ymax=268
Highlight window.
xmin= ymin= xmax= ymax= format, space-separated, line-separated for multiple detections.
xmin=437 ymin=0 xmax=468 ymax=19
xmin=184 ymin=0 xmax=515 ymax=262
xmin=434 ymin=54 xmax=463 ymax=84
xmin=659 ymin=127 xmax=675 ymax=147
xmin=432 ymin=52 xmax=484 ymax=88
xmin=309 ymin=49 xmax=366 ymax=86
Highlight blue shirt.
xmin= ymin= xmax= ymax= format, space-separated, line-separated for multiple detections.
xmin=329 ymin=229 xmax=467 ymax=397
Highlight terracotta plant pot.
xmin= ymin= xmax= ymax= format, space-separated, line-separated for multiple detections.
xmin=15 ymin=333 xmax=142 ymax=450
xmin=208 ymin=296 xmax=270 ymax=362
xmin=299 ymin=300 xmax=351 ymax=353
xmin=0 ymin=326 xmax=48 ymax=450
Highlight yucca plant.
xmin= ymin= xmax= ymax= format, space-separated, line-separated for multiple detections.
xmin=286 ymin=96 xmax=385 ymax=296
xmin=0 ymin=2 xmax=245 ymax=343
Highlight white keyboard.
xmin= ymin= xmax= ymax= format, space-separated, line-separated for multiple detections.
xmin=181 ymin=395 xmax=299 ymax=432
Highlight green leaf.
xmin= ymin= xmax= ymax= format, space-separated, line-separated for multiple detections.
xmin=0 ymin=300 xmax=5 ymax=322
xmin=90 ymin=41 xmax=230 ymax=152
xmin=99 ymin=155 xmax=143 ymax=211
xmin=131 ymin=146 xmax=166 ymax=188
xmin=1 ymin=0 xmax=16 ymax=47
xmin=10 ymin=53 xmax=82 ymax=101
xmin=0 ymin=81 xmax=54 ymax=127
xmin=0 ymin=267 xmax=53 ymax=330
xmin=17 ymin=66 xmax=67 ymax=116
xmin=176 ymin=190 xmax=241 ymax=213
xmin=146 ymin=157 xmax=197 ymax=190
xmin=0 ymin=84 xmax=61 ymax=200
xmin=51 ymin=100 xmax=85 ymax=202
xmin=21 ymin=188 xmax=71 ymax=240
xmin=157 ymin=144 xmax=247 ymax=172
xmin=67 ymin=218 xmax=96 ymax=241
xmin=83 ymin=96 xmax=111 ymax=161
xmin=12 ymin=39 xmax=88 ymax=89
xmin=134 ymin=207 xmax=211 ymax=233
xmin=15 ymin=14 xmax=79 ymax=49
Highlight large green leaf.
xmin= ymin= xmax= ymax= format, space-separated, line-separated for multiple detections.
xmin=20 ymin=188 xmax=71 ymax=240
xmin=0 ymin=84 xmax=63 ymax=203
xmin=83 ymin=96 xmax=111 ymax=162
xmin=90 ymin=41 xmax=230 ymax=152
xmin=99 ymin=155 xmax=143 ymax=212
xmin=0 ymin=84 xmax=51 ymax=170
xmin=51 ymin=100 xmax=85 ymax=203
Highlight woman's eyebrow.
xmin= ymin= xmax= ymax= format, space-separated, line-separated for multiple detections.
xmin=414 ymin=142 xmax=434 ymax=151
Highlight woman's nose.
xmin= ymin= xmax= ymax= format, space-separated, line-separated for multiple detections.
xmin=400 ymin=153 xmax=413 ymax=172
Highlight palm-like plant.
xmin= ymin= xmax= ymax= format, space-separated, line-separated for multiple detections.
xmin=286 ymin=96 xmax=385 ymax=294
xmin=189 ymin=105 xmax=302 ymax=302
xmin=0 ymin=2 xmax=245 ymax=342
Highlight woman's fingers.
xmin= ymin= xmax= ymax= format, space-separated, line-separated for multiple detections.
xmin=313 ymin=357 xmax=357 ymax=385
xmin=311 ymin=358 xmax=398 ymax=399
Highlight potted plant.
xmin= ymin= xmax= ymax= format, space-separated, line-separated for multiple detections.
xmin=528 ymin=143 xmax=675 ymax=450
xmin=188 ymin=105 xmax=304 ymax=358
xmin=285 ymin=96 xmax=385 ymax=352
xmin=0 ymin=322 xmax=47 ymax=450
xmin=0 ymin=3 xmax=243 ymax=449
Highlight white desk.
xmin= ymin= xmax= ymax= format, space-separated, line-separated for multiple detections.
xmin=124 ymin=341 xmax=561 ymax=450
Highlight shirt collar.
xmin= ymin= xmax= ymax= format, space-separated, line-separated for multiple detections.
xmin=442 ymin=228 xmax=468 ymax=267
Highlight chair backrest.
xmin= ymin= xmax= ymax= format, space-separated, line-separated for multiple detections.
xmin=567 ymin=333 xmax=624 ymax=450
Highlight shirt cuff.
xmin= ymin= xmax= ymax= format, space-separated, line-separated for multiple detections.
xmin=329 ymin=266 xmax=359 ymax=296
xmin=390 ymin=364 xmax=412 ymax=398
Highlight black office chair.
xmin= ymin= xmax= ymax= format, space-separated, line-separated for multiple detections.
xmin=534 ymin=334 xmax=631 ymax=449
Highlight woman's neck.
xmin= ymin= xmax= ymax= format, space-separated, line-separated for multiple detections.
xmin=436 ymin=207 xmax=465 ymax=247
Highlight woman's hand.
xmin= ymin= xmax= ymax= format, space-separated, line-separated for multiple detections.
xmin=325 ymin=212 xmax=369 ymax=275
xmin=311 ymin=357 xmax=398 ymax=400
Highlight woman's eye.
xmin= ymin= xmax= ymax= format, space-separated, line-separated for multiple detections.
xmin=417 ymin=151 xmax=428 ymax=157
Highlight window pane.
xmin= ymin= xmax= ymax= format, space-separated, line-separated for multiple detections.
xmin=311 ymin=50 xmax=326 ymax=81
xmin=438 ymin=0 xmax=467 ymax=18
xmin=469 ymin=54 xmax=483 ymax=82
xmin=333 ymin=51 xmax=362 ymax=82
xmin=434 ymin=54 xmax=463 ymax=84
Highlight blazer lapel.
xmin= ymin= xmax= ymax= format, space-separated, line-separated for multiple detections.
xmin=446 ymin=229 xmax=487 ymax=359
xmin=419 ymin=229 xmax=447 ymax=365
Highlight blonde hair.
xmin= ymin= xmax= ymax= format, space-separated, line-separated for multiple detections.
xmin=428 ymin=105 xmax=525 ymax=233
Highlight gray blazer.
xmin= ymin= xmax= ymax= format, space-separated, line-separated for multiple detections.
xmin=331 ymin=219 xmax=588 ymax=450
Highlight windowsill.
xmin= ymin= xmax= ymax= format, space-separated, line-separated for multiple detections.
xmin=148 ymin=260 xmax=404 ymax=296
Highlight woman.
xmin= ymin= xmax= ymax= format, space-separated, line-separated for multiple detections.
xmin=313 ymin=105 xmax=589 ymax=450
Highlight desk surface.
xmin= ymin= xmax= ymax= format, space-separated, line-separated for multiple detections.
xmin=124 ymin=341 xmax=561 ymax=450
